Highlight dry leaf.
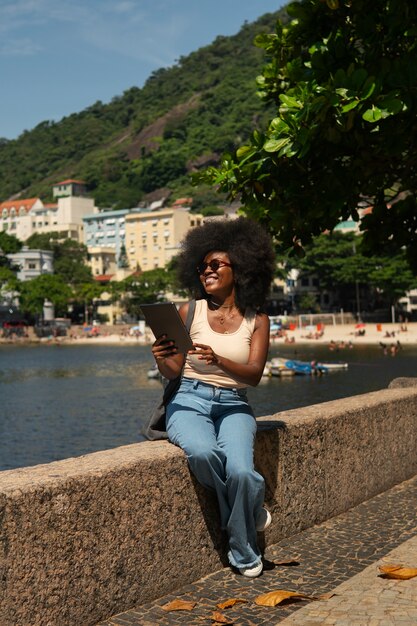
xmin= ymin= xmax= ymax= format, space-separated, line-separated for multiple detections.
xmin=317 ymin=592 xmax=336 ymax=600
xmin=379 ymin=564 xmax=417 ymax=580
xmin=255 ymin=589 xmax=313 ymax=607
xmin=161 ymin=599 xmax=196 ymax=611
xmin=211 ymin=611 xmax=234 ymax=624
xmin=216 ymin=598 xmax=247 ymax=610
xmin=273 ymin=559 xmax=300 ymax=566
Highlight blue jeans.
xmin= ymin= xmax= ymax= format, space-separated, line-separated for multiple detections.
xmin=166 ymin=377 xmax=265 ymax=569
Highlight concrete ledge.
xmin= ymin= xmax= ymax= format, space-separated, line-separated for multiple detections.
xmin=388 ymin=376 xmax=417 ymax=388
xmin=1 ymin=386 xmax=417 ymax=626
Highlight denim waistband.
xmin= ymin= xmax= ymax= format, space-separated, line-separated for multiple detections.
xmin=181 ymin=377 xmax=248 ymax=398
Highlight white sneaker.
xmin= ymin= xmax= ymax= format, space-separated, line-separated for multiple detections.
xmin=238 ymin=561 xmax=263 ymax=578
xmin=256 ymin=507 xmax=272 ymax=532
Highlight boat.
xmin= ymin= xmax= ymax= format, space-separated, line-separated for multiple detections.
xmin=263 ymin=357 xmax=348 ymax=377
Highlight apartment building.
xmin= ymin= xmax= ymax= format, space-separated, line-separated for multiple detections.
xmin=88 ymin=247 xmax=117 ymax=277
xmin=0 ymin=181 xmax=96 ymax=244
xmin=29 ymin=195 xmax=96 ymax=242
xmin=7 ymin=247 xmax=53 ymax=281
xmin=125 ymin=207 xmax=203 ymax=270
xmin=83 ymin=209 xmax=128 ymax=264
xmin=1 ymin=198 xmax=44 ymax=241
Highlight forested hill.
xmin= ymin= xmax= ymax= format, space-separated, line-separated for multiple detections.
xmin=0 ymin=9 xmax=288 ymax=210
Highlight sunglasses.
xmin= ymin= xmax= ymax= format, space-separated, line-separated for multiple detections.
xmin=197 ymin=259 xmax=233 ymax=274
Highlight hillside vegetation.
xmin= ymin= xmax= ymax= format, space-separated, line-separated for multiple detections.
xmin=0 ymin=10 xmax=288 ymax=210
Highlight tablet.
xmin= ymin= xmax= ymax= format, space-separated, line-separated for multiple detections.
xmin=140 ymin=302 xmax=193 ymax=353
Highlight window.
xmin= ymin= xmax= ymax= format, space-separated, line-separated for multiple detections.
xmin=2 ymin=209 xmax=7 ymax=218
xmin=28 ymin=262 xmax=37 ymax=270
xmin=301 ymin=277 xmax=309 ymax=287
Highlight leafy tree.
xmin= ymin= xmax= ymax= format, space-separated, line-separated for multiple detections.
xmin=0 ymin=267 xmax=20 ymax=298
xmin=26 ymin=233 xmax=93 ymax=285
xmin=298 ymin=293 xmax=320 ymax=313
xmin=72 ymin=282 xmax=106 ymax=324
xmin=19 ymin=274 xmax=72 ymax=317
xmin=201 ymin=0 xmax=417 ymax=269
xmin=121 ymin=268 xmax=176 ymax=319
xmin=53 ymin=240 xmax=93 ymax=285
xmin=0 ymin=231 xmax=22 ymax=255
xmin=367 ymin=254 xmax=417 ymax=305
xmin=292 ymin=232 xmax=417 ymax=308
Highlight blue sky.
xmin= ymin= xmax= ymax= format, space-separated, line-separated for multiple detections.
xmin=0 ymin=0 xmax=287 ymax=140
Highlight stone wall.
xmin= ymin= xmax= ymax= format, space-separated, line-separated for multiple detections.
xmin=1 ymin=383 xmax=417 ymax=626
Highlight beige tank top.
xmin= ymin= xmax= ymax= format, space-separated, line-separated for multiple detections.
xmin=182 ymin=299 xmax=256 ymax=388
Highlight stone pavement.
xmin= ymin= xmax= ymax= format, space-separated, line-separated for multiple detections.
xmin=98 ymin=475 xmax=417 ymax=626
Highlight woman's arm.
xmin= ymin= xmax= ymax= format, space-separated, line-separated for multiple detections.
xmin=189 ymin=312 xmax=270 ymax=387
xmin=150 ymin=303 xmax=189 ymax=379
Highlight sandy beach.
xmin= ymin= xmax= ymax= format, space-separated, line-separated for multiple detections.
xmin=2 ymin=321 xmax=416 ymax=348
xmin=271 ymin=321 xmax=416 ymax=347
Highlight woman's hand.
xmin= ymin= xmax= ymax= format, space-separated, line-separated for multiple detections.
xmin=151 ymin=334 xmax=184 ymax=380
xmin=151 ymin=335 xmax=178 ymax=362
xmin=189 ymin=343 xmax=219 ymax=366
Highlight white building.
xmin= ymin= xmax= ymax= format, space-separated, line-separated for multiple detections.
xmin=7 ymin=247 xmax=53 ymax=281
xmin=0 ymin=181 xmax=96 ymax=244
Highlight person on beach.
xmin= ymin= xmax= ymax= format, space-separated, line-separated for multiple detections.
xmin=151 ymin=217 xmax=275 ymax=578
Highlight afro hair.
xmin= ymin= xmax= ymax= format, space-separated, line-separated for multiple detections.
xmin=176 ymin=217 xmax=275 ymax=313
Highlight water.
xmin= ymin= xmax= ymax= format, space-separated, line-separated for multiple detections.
xmin=0 ymin=342 xmax=415 ymax=471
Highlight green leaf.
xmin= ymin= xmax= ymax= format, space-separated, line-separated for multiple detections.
xmin=335 ymin=88 xmax=349 ymax=98
xmin=254 ymin=33 xmax=275 ymax=50
xmin=279 ymin=94 xmax=303 ymax=109
xmin=263 ymin=137 xmax=291 ymax=153
xmin=270 ymin=117 xmax=290 ymax=132
xmin=380 ymin=97 xmax=404 ymax=115
xmin=360 ymin=77 xmax=376 ymax=101
xmin=351 ymin=69 xmax=368 ymax=90
xmin=362 ymin=106 xmax=383 ymax=122
xmin=334 ymin=68 xmax=347 ymax=87
xmin=236 ymin=145 xmax=252 ymax=159
xmin=341 ymin=100 xmax=359 ymax=113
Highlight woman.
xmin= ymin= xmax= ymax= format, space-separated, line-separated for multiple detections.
xmin=151 ymin=217 xmax=275 ymax=577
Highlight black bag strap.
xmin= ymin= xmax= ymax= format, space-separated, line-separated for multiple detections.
xmin=141 ymin=299 xmax=196 ymax=441
xmin=185 ymin=298 xmax=196 ymax=332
